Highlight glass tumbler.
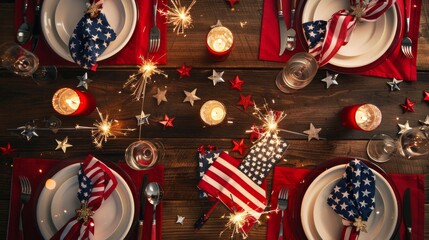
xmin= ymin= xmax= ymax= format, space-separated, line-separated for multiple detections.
xmin=125 ymin=140 xmax=165 ymax=170
xmin=0 ymin=42 xmax=39 ymax=77
xmin=276 ymin=52 xmax=318 ymax=93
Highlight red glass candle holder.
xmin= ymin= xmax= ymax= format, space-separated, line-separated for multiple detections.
xmin=206 ymin=26 xmax=233 ymax=62
xmin=340 ymin=103 xmax=382 ymax=131
xmin=52 ymin=88 xmax=96 ymax=116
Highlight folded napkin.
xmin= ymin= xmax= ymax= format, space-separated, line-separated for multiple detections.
xmin=326 ymin=160 xmax=375 ymax=240
xmin=13 ymin=0 xmax=168 ymax=66
xmin=259 ymin=0 xmax=421 ymax=81
xmin=51 ymin=156 xmax=118 ymax=240
xmin=266 ymin=164 xmax=425 ymax=240
xmin=196 ymin=146 xmax=222 ymax=198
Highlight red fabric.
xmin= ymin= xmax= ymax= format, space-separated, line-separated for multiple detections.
xmin=14 ymin=0 xmax=167 ymax=67
xmin=259 ymin=0 xmax=421 ymax=81
xmin=7 ymin=157 xmax=164 ymax=240
xmin=266 ymin=167 xmax=424 ymax=240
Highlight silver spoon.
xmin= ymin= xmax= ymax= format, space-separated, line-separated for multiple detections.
xmin=17 ymin=0 xmax=31 ymax=44
xmin=145 ymin=182 xmax=163 ymax=240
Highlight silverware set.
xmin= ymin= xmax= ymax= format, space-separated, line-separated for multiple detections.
xmin=19 ymin=176 xmax=31 ymax=239
xmin=277 ymin=0 xmax=296 ymax=56
xmin=277 ymin=187 xmax=289 ymax=239
xmin=148 ymin=0 xmax=161 ymax=55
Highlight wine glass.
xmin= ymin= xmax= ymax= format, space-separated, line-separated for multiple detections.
xmin=367 ymin=126 xmax=429 ymax=162
xmin=0 ymin=42 xmax=39 ymax=76
xmin=125 ymin=140 xmax=165 ymax=170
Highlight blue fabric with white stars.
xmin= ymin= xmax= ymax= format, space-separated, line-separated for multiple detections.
xmin=303 ymin=20 xmax=327 ymax=49
xmin=197 ymin=150 xmax=222 ymax=198
xmin=77 ymin=164 xmax=93 ymax=202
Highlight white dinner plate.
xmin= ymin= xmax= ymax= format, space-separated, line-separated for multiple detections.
xmin=302 ymin=0 xmax=398 ymax=68
xmin=42 ymin=0 xmax=137 ymax=62
xmin=37 ymin=163 xmax=134 ymax=240
xmin=301 ymin=164 xmax=398 ymax=240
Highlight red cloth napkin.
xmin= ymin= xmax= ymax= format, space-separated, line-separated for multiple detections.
xmin=259 ymin=0 xmax=421 ymax=81
xmin=14 ymin=0 xmax=167 ymax=67
xmin=7 ymin=157 xmax=164 ymax=240
xmin=266 ymin=166 xmax=424 ymax=240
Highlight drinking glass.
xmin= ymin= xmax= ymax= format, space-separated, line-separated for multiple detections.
xmin=0 ymin=42 xmax=39 ymax=77
xmin=367 ymin=126 xmax=429 ymax=162
xmin=275 ymin=52 xmax=318 ymax=93
xmin=125 ymin=140 xmax=165 ymax=170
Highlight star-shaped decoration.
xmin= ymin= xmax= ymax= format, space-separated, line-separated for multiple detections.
xmin=248 ymin=125 xmax=264 ymax=141
xmin=197 ymin=145 xmax=206 ymax=155
xmin=386 ymin=78 xmax=402 ymax=91
xmin=397 ymin=120 xmax=412 ymax=134
xmin=208 ymin=70 xmax=225 ymax=86
xmin=423 ymin=90 xmax=429 ymax=101
xmin=77 ymin=72 xmax=93 ymax=90
xmin=321 ymin=71 xmax=339 ymax=89
xmin=419 ymin=115 xmax=429 ymax=125
xmin=55 ymin=136 xmax=73 ymax=153
xmin=237 ymin=94 xmax=254 ymax=111
xmin=303 ymin=123 xmax=322 ymax=141
xmin=226 ymin=0 xmax=239 ymax=8
xmin=400 ymin=98 xmax=415 ymax=113
xmin=176 ymin=215 xmax=185 ymax=224
xmin=230 ymin=75 xmax=244 ymax=91
xmin=0 ymin=144 xmax=16 ymax=156
xmin=85 ymin=1 xmax=102 ymax=18
xmin=231 ymin=139 xmax=248 ymax=155
xmin=183 ymin=88 xmax=201 ymax=106
xmin=153 ymin=87 xmax=168 ymax=105
xmin=76 ymin=202 xmax=95 ymax=223
xmin=19 ymin=121 xmax=39 ymax=141
xmin=177 ymin=63 xmax=192 ymax=78
xmin=351 ymin=4 xmax=365 ymax=21
xmin=135 ymin=111 xmax=150 ymax=126
xmin=159 ymin=114 xmax=175 ymax=128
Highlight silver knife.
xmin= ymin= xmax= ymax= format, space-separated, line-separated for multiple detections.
xmin=32 ymin=0 xmax=42 ymax=52
xmin=138 ymin=174 xmax=149 ymax=240
xmin=277 ymin=0 xmax=288 ymax=56
xmin=403 ymin=188 xmax=412 ymax=240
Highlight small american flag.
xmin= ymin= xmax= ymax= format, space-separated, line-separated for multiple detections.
xmin=327 ymin=159 xmax=375 ymax=240
xmin=69 ymin=1 xmax=116 ymax=71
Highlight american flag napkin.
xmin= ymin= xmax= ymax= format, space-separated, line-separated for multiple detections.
xmin=51 ymin=155 xmax=118 ymax=240
xmin=197 ymin=149 xmax=222 ymax=198
xmin=327 ymin=159 xmax=376 ymax=240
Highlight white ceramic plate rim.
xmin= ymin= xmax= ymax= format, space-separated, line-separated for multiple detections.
xmin=36 ymin=163 xmax=134 ymax=240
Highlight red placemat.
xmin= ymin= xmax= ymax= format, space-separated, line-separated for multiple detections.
xmin=14 ymin=0 xmax=167 ymax=67
xmin=259 ymin=0 xmax=421 ymax=81
xmin=7 ymin=157 xmax=164 ymax=240
xmin=266 ymin=161 xmax=424 ymax=239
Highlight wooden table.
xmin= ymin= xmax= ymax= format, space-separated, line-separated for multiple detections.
xmin=0 ymin=0 xmax=428 ymax=239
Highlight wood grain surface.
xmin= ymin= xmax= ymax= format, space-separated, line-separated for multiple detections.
xmin=0 ymin=0 xmax=428 ymax=239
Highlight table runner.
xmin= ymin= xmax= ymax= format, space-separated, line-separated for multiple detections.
xmin=259 ymin=0 xmax=421 ymax=81
xmin=266 ymin=166 xmax=424 ymax=239
xmin=7 ymin=157 xmax=164 ymax=240
xmin=13 ymin=0 xmax=168 ymax=67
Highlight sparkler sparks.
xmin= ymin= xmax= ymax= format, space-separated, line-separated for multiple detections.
xmin=221 ymin=211 xmax=249 ymax=239
xmin=163 ymin=0 xmax=197 ymax=35
xmin=249 ymin=103 xmax=287 ymax=145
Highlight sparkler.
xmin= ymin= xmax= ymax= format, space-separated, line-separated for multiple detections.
xmin=163 ymin=0 xmax=197 ymax=35
xmin=221 ymin=211 xmax=249 ymax=239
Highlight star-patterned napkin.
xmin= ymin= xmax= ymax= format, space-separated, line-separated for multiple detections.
xmin=327 ymin=159 xmax=375 ymax=240
xmin=197 ymin=148 xmax=222 ymax=198
xmin=69 ymin=0 xmax=116 ymax=70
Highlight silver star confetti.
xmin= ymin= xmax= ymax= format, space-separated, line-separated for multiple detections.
xmin=18 ymin=121 xmax=39 ymax=141
xmin=208 ymin=70 xmax=225 ymax=86
xmin=55 ymin=136 xmax=73 ymax=153
xmin=183 ymin=88 xmax=201 ymax=106
xmin=176 ymin=215 xmax=185 ymax=224
xmin=398 ymin=120 xmax=412 ymax=134
xmin=135 ymin=111 xmax=150 ymax=126
xmin=419 ymin=115 xmax=429 ymax=125
xmin=321 ymin=71 xmax=339 ymax=89
xmin=77 ymin=72 xmax=93 ymax=90
xmin=152 ymin=87 xmax=168 ymax=105
xmin=386 ymin=78 xmax=402 ymax=91
xmin=303 ymin=123 xmax=322 ymax=141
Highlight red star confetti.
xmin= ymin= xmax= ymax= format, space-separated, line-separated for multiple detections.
xmin=230 ymin=75 xmax=244 ymax=91
xmin=400 ymin=98 xmax=415 ymax=113
xmin=159 ymin=114 xmax=175 ymax=128
xmin=177 ymin=63 xmax=192 ymax=78
xmin=207 ymin=144 xmax=217 ymax=151
xmin=231 ymin=139 xmax=247 ymax=155
xmin=1 ymin=143 xmax=16 ymax=156
xmin=237 ymin=94 xmax=254 ymax=111
xmin=248 ymin=125 xmax=264 ymax=141
xmin=423 ymin=90 xmax=429 ymax=101
xmin=197 ymin=145 xmax=206 ymax=155
xmin=226 ymin=0 xmax=239 ymax=8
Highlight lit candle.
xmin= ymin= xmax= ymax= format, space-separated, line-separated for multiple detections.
xmin=200 ymin=100 xmax=227 ymax=126
xmin=206 ymin=26 xmax=233 ymax=61
xmin=340 ymin=103 xmax=382 ymax=131
xmin=52 ymin=88 xmax=96 ymax=116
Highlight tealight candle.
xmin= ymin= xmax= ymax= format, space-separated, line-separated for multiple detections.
xmin=340 ymin=103 xmax=382 ymax=131
xmin=200 ymin=100 xmax=227 ymax=126
xmin=52 ymin=88 xmax=96 ymax=116
xmin=206 ymin=26 xmax=233 ymax=61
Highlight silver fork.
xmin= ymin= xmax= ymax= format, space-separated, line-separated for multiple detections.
xmin=148 ymin=0 xmax=161 ymax=55
xmin=277 ymin=187 xmax=289 ymax=240
xmin=401 ymin=0 xmax=413 ymax=58
xmin=19 ymin=176 xmax=31 ymax=239
xmin=286 ymin=0 xmax=296 ymax=51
